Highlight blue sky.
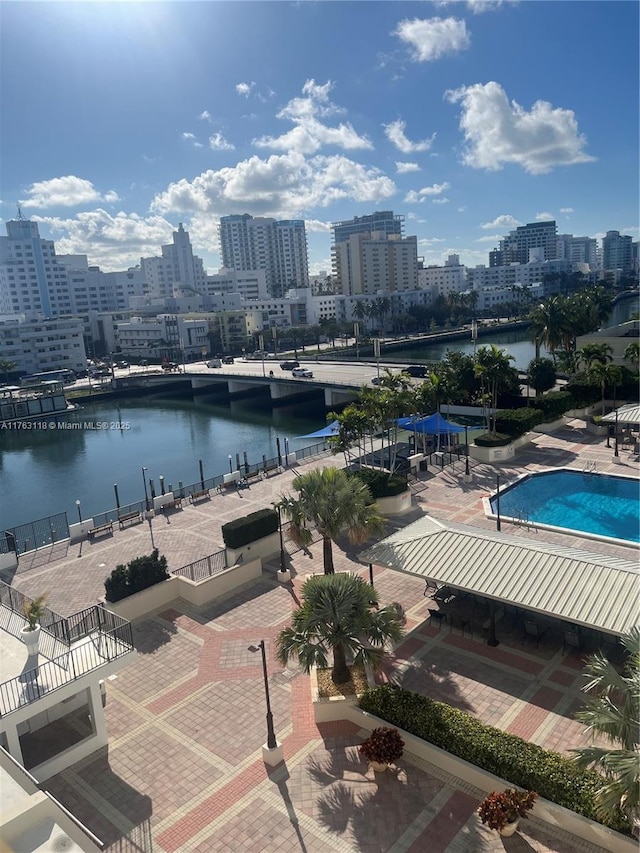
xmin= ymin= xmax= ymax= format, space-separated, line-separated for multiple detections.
xmin=1 ymin=1 xmax=638 ymax=274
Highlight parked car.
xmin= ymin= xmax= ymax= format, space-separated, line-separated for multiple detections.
xmin=403 ymin=364 xmax=427 ymax=378
xmin=222 ymin=356 xmax=234 ymax=364
xmin=206 ymin=358 xmax=222 ymax=368
xmin=292 ymin=367 xmax=313 ymax=378
xmin=115 ymin=361 xmax=129 ymax=369
xmin=162 ymin=362 xmax=180 ymax=372
xmin=371 ymin=376 xmax=381 ymax=385
xmin=139 ymin=360 xmax=148 ymax=367
xmin=280 ymin=360 xmax=300 ymax=370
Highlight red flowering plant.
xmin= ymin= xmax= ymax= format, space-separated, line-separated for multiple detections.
xmin=477 ymin=789 xmax=537 ymax=830
xmin=358 ymin=726 xmax=405 ymax=765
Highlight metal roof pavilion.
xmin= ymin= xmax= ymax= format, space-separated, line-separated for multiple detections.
xmin=360 ymin=516 xmax=640 ymax=636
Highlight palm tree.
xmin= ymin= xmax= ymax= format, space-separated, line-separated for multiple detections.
xmin=572 ymin=628 xmax=639 ymax=835
xmin=576 ymin=343 xmax=613 ymax=372
xmin=277 ymin=573 xmax=405 ymax=685
xmin=588 ymin=361 xmax=623 ymax=416
xmin=528 ymin=296 xmax=570 ymax=360
xmin=278 ymin=467 xmax=385 ymax=575
xmin=623 ymin=342 xmax=640 ymax=373
xmin=0 ymin=359 xmax=17 ymax=384
xmin=474 ymin=345 xmax=516 ymax=434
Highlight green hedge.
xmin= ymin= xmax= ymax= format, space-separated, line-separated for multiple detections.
xmin=222 ymin=508 xmax=279 ymax=549
xmin=474 ymin=432 xmax=513 ymax=447
xmin=494 ymin=408 xmax=544 ymax=438
xmin=532 ymin=391 xmax=574 ymax=421
xmin=359 ymin=685 xmax=628 ymax=835
xmin=349 ymin=468 xmax=408 ymax=498
xmin=563 ymin=380 xmax=600 ymax=409
xmin=104 ymin=549 xmax=169 ymax=602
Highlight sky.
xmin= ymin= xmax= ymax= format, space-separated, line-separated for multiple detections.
xmin=1 ymin=1 xmax=638 ymax=276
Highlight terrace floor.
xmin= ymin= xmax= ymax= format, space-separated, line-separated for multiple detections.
xmin=4 ymin=422 xmax=638 ymax=851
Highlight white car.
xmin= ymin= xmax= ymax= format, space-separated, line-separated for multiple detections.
xmin=292 ymin=367 xmax=313 ymax=378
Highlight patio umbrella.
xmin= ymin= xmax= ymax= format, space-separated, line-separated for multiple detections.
xmin=297 ymin=419 xmax=341 ymax=439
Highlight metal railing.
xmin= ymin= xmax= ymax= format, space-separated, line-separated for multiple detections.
xmin=170 ymin=549 xmax=228 ymax=582
xmin=0 ymin=581 xmax=70 ymax=649
xmin=4 ymin=513 xmax=69 ymax=556
xmin=0 ymin=606 xmax=133 ymax=717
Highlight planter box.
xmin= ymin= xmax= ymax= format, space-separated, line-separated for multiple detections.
xmin=533 ymin=416 xmax=566 ymax=435
xmin=225 ymin=531 xmax=280 ymax=567
xmin=376 ymin=490 xmax=411 ymax=516
xmin=469 ymin=433 xmax=531 ymax=464
xmin=310 ymin=665 xmax=376 ymax=724
xmin=586 ymin=421 xmax=608 ymax=436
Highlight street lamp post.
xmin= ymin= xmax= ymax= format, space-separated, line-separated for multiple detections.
xmin=249 ymin=640 xmax=278 ymax=750
xmin=274 ymin=504 xmax=286 ymax=573
xmin=228 ymin=455 xmax=233 ymax=474
xmin=75 ymin=500 xmax=82 ymax=523
xmin=495 ymin=473 xmax=501 ymax=532
xmin=142 ymin=467 xmax=150 ymax=511
xmin=464 ymin=425 xmax=471 ymax=480
xmin=614 ymin=408 xmax=619 ymax=458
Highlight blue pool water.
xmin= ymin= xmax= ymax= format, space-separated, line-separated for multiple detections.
xmin=492 ymin=470 xmax=640 ymax=543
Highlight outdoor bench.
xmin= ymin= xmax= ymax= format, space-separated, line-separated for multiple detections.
xmin=189 ymin=489 xmax=210 ymax=504
xmin=118 ymin=510 xmax=142 ymax=529
xmin=88 ymin=521 xmax=113 ymax=540
xmin=162 ymin=497 xmax=183 ymax=513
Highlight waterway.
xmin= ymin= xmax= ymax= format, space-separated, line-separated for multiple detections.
xmin=0 ymin=395 xmax=326 ymax=530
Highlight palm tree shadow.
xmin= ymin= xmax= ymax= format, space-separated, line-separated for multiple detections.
xmin=306 ymin=747 xmax=364 ymax=788
xmin=316 ymin=782 xmax=356 ymax=834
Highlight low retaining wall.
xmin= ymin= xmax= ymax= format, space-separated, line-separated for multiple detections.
xmin=331 ymin=704 xmax=634 ymax=853
xmin=532 ymin=417 xmax=567 ymax=435
xmin=103 ymin=558 xmax=262 ymax=621
xmin=376 ymin=490 xmax=412 ymax=516
xmin=469 ymin=433 xmax=531 ymax=464
xmin=225 ymin=532 xmax=280 ymax=567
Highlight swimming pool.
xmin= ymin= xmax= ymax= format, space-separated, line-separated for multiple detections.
xmin=490 ymin=469 xmax=640 ymax=544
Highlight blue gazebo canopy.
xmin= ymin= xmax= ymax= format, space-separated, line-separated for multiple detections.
xmin=297 ymin=419 xmax=340 ymax=439
xmin=397 ymin=413 xmax=466 ymax=435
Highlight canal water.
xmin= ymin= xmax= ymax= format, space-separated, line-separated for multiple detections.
xmin=0 ymin=395 xmax=326 ymax=530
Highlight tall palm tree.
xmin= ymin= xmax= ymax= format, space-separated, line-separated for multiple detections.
xmin=623 ymin=342 xmax=640 ymax=373
xmin=588 ymin=361 xmax=623 ymax=416
xmin=528 ymin=296 xmax=570 ymax=360
xmin=473 ymin=345 xmax=516 ymax=434
xmin=278 ymin=467 xmax=385 ymax=575
xmin=576 ymin=343 xmax=613 ymax=372
xmin=277 ymin=573 xmax=405 ymax=684
xmin=572 ymin=628 xmax=639 ymax=835
xmin=0 ymin=359 xmax=17 ymax=384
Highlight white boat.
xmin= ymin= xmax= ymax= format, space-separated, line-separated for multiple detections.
xmin=0 ymin=381 xmax=77 ymax=426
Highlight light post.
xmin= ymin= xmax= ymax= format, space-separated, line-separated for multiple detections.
xmin=141 ymin=467 xmax=149 ymax=511
xmin=495 ymin=473 xmax=501 ymax=532
xmin=228 ymin=455 xmax=233 ymax=474
xmin=614 ymin=408 xmax=619 ymax=459
xmin=274 ymin=504 xmax=286 ymax=574
xmin=75 ymin=499 xmax=82 ymax=523
xmin=248 ymin=640 xmax=278 ymax=751
xmin=464 ymin=425 xmax=471 ymax=480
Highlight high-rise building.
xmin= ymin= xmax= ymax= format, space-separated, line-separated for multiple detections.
xmin=490 ymin=221 xmax=558 ymax=266
xmin=332 ymin=211 xmax=404 ymax=244
xmin=141 ymin=223 xmax=207 ymax=299
xmin=332 ymin=231 xmax=418 ymax=296
xmin=418 ymin=254 xmax=467 ymax=296
xmin=556 ymin=235 xmax=599 ymax=270
xmin=218 ymin=214 xmax=309 ymax=298
xmin=602 ymin=231 xmax=633 ymax=272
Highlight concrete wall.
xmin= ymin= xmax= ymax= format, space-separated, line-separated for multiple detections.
xmin=470 ymin=433 xmax=531 ymax=464
xmin=376 ymin=490 xmax=411 ymax=516
xmin=0 ymin=551 xmax=18 ymax=572
xmin=225 ymin=532 xmax=280 ymax=567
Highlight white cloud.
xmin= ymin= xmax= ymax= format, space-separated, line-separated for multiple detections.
xmin=419 ymin=237 xmax=445 ymax=245
xmin=396 ymin=161 xmax=421 ymax=174
xmin=32 ymin=209 xmax=175 ymax=270
xmin=480 ymin=214 xmax=521 ymax=230
xmin=20 ymin=176 xmax=120 ymax=209
xmin=236 ymin=81 xmax=255 ymax=97
xmin=305 ymin=219 xmax=332 ymax=233
xmin=560 ymin=207 xmax=574 ymax=214
xmin=182 ymin=132 xmax=196 ymax=140
xmin=535 ymin=211 xmax=554 ymax=221
xmin=436 ymin=0 xmax=513 ymax=13
xmin=209 ymin=133 xmax=235 ymax=151
xmin=198 ymin=110 xmax=212 ymax=122
xmin=457 ymin=205 xmax=467 ymax=212
xmin=432 ymin=197 xmax=450 ymax=204
xmin=182 ymin=132 xmax=203 ymax=148
xmin=393 ymin=17 xmax=470 ymax=62
xmin=253 ymin=79 xmax=372 ymax=154
xmin=384 ymin=120 xmax=436 ymax=154
xmin=151 ymin=151 xmax=396 ymax=219
xmin=405 ymin=181 xmax=450 ymax=203
xmin=446 ymin=81 xmax=596 ymax=174
xmin=474 ymin=233 xmax=502 ymax=243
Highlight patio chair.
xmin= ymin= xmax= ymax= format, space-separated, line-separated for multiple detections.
xmin=562 ymin=629 xmax=582 ymax=655
xmin=522 ymin=619 xmax=546 ymax=648
xmin=428 ymin=608 xmax=448 ymax=631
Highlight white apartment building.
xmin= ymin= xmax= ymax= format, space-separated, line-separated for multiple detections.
xmin=141 ymin=223 xmax=208 ymax=299
xmin=333 ymin=289 xmax=434 ymax=327
xmin=0 ymin=315 xmax=87 ymax=375
xmin=57 ymin=256 xmax=147 ymax=313
xmin=467 ymin=258 xmax=573 ymax=291
xmin=556 ymin=235 xmax=599 ymax=270
xmin=490 ymin=220 xmax=558 ymax=266
xmin=418 ymin=254 xmax=467 ymax=296
xmin=602 ymin=230 xmax=634 ymax=273
xmin=473 ymin=282 xmax=543 ymax=313
xmin=115 ymin=315 xmax=208 ymax=360
xmin=200 ymin=267 xmax=268 ymax=301
xmin=219 ymin=215 xmax=309 ymax=297
xmin=333 ymin=231 xmax=418 ymax=296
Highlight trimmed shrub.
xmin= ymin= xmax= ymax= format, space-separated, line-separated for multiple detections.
xmin=104 ymin=549 xmax=169 ymax=602
xmin=532 ymin=390 xmax=573 ymax=422
xmin=359 ymin=685 xmax=628 ymax=835
xmin=474 ymin=433 xmax=512 ymax=447
xmin=350 ymin=468 xmax=408 ymax=499
xmin=494 ymin=408 xmax=544 ymax=438
xmin=222 ymin=508 xmax=279 ymax=549
xmin=563 ymin=380 xmax=600 ymax=409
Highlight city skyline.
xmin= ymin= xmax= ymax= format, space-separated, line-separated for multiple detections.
xmin=1 ymin=1 xmax=637 ymax=275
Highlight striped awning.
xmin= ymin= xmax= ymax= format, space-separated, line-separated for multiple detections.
xmin=360 ymin=517 xmax=639 ymax=636
xmin=601 ymin=404 xmax=640 ymax=426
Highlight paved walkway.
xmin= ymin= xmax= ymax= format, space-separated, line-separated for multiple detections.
xmin=8 ymin=425 xmax=639 ymax=851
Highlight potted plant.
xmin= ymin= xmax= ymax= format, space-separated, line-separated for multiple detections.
xmin=359 ymin=726 xmax=405 ymax=772
xmin=21 ymin=593 xmax=48 ymax=655
xmin=478 ymin=788 xmax=537 ymax=837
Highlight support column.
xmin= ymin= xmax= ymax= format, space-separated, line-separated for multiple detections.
xmin=5 ymin=723 xmax=24 ymax=767
xmin=87 ymin=683 xmax=108 ymax=747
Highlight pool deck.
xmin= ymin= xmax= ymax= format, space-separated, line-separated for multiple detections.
xmin=4 ymin=420 xmax=638 ymax=852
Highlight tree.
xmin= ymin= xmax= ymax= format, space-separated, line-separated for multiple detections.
xmin=623 ymin=342 xmax=640 ymax=373
xmin=587 ymin=361 xmax=623 ymax=416
xmin=276 ymin=572 xmax=405 ymax=684
xmin=278 ymin=467 xmax=385 ymax=575
xmin=473 ymin=345 xmax=516 ymax=434
xmin=528 ymin=296 xmax=570 ymax=360
xmin=572 ymin=628 xmax=640 ymax=835
xmin=576 ymin=343 xmax=613 ymax=372
xmin=527 ymin=357 xmax=557 ymax=397
xmin=0 ymin=359 xmax=17 ymax=384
